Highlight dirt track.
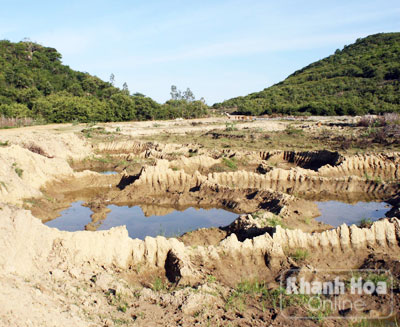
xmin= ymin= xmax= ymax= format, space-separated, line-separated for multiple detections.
xmin=0 ymin=116 xmax=399 ymax=326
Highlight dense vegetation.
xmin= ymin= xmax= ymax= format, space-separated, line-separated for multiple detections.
xmin=214 ymin=33 xmax=400 ymax=116
xmin=0 ymin=40 xmax=208 ymax=123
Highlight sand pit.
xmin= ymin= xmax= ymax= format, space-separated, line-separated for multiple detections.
xmin=1 ymin=117 xmax=399 ymax=326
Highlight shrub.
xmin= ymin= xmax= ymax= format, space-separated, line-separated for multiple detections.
xmin=222 ymin=157 xmax=238 ymax=170
xmin=15 ymin=167 xmax=23 ymax=178
xmin=225 ymin=121 xmax=238 ymax=131
xmin=285 ymin=125 xmax=304 ymax=136
xmin=359 ymin=218 xmax=373 ymax=228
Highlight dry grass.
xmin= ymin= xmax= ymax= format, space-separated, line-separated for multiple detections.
xmin=357 ymin=113 xmax=400 ymax=128
xmin=137 ymin=125 xmax=400 ymax=154
xmin=138 ymin=128 xmax=321 ymax=152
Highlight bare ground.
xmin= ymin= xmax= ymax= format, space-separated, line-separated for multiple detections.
xmin=1 ymin=116 xmax=400 ymax=326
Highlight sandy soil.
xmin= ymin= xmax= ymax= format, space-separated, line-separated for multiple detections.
xmin=0 ymin=116 xmax=399 ymax=327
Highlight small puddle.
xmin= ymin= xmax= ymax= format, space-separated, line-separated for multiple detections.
xmin=45 ymin=202 xmax=238 ymax=239
xmin=99 ymin=171 xmax=118 ymax=175
xmin=99 ymin=205 xmax=238 ymax=239
xmin=45 ymin=201 xmax=92 ymax=231
xmin=315 ymin=201 xmax=392 ymax=227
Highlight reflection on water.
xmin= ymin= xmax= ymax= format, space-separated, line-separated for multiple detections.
xmin=98 ymin=205 xmax=238 ymax=239
xmin=298 ymin=191 xmax=389 ymax=204
xmin=315 ymin=201 xmax=392 ymax=227
xmin=99 ymin=171 xmax=118 ymax=175
xmin=45 ymin=201 xmax=92 ymax=231
xmin=44 ymin=202 xmax=238 ymax=239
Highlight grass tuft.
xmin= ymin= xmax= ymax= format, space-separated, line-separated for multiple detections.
xmin=222 ymin=157 xmax=237 ymax=170
xmin=287 ymin=248 xmax=309 ymax=263
xmin=359 ymin=218 xmax=373 ymax=228
xmin=152 ymin=277 xmax=167 ymax=292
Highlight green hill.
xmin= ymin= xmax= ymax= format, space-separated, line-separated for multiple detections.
xmin=214 ymin=32 xmax=400 ymax=116
xmin=0 ymin=40 xmax=207 ymax=123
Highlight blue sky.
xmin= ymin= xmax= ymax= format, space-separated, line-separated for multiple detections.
xmin=1 ymin=0 xmax=400 ymax=104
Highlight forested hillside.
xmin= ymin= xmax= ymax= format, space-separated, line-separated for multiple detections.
xmin=0 ymin=40 xmax=208 ymax=122
xmin=214 ymin=33 xmax=400 ymax=116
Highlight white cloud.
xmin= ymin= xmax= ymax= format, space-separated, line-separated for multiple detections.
xmin=92 ymin=31 xmax=365 ymax=70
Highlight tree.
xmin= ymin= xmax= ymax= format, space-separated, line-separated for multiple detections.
xmin=67 ymin=83 xmax=84 ymax=96
xmin=213 ymin=33 xmax=400 ymax=116
xmin=109 ymin=73 xmax=115 ymax=86
xmin=134 ymin=96 xmax=161 ymax=120
xmin=21 ymin=37 xmax=35 ymax=61
xmin=171 ymin=85 xmax=195 ymax=102
xmin=183 ymin=88 xmax=195 ymax=102
xmin=122 ymin=82 xmax=129 ymax=95
xmin=109 ymin=93 xmax=136 ymax=121
xmin=0 ymin=103 xmax=30 ymax=118
xmin=133 ymin=92 xmax=145 ymax=97
xmin=170 ymin=85 xmax=182 ymax=100
xmin=0 ymin=40 xmax=210 ymax=123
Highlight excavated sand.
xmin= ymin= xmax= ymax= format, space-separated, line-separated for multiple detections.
xmin=0 ymin=120 xmax=399 ymax=326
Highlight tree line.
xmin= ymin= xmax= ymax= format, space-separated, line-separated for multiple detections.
xmin=214 ymin=33 xmax=400 ymax=116
xmin=0 ymin=40 xmax=208 ymax=123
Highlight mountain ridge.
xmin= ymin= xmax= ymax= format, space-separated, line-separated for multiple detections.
xmin=213 ymin=32 xmax=400 ymax=115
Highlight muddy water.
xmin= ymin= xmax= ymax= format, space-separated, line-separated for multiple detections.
xmin=315 ymin=201 xmax=392 ymax=227
xmin=45 ymin=202 xmax=237 ymax=239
